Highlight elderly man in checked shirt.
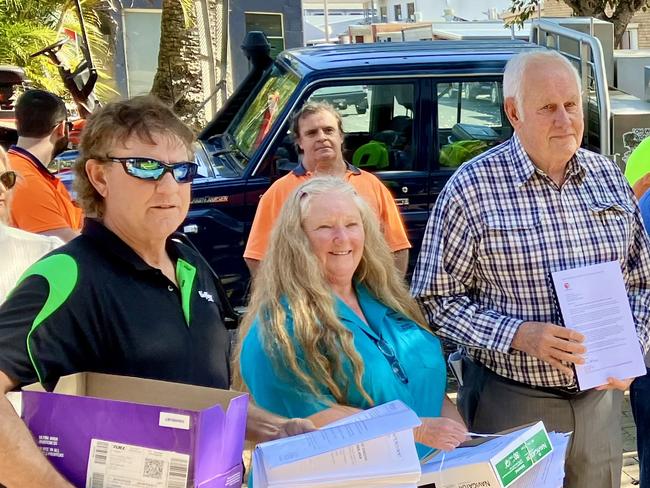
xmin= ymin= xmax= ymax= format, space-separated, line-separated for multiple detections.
xmin=411 ymin=50 xmax=650 ymax=488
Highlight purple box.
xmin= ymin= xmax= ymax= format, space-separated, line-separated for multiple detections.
xmin=22 ymin=373 xmax=248 ymax=488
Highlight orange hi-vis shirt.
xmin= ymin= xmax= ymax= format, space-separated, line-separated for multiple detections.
xmin=8 ymin=146 xmax=83 ymax=233
xmin=244 ymin=162 xmax=411 ymax=261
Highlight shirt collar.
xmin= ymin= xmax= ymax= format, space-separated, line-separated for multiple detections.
xmin=8 ymin=145 xmax=55 ymax=180
xmin=508 ymin=134 xmax=587 ymax=187
xmin=81 ymin=218 xmax=185 ymax=273
xmin=292 ymin=161 xmax=361 ymax=176
xmin=335 ymin=283 xmax=388 ymax=341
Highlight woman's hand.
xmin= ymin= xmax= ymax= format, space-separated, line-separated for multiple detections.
xmin=414 ymin=417 xmax=468 ymax=451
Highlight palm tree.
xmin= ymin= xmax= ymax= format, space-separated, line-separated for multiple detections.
xmin=150 ymin=0 xmax=206 ymax=129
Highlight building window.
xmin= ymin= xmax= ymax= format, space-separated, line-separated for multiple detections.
xmin=620 ymin=23 xmax=639 ymax=49
xmin=380 ymin=6 xmax=388 ymax=22
xmin=122 ymin=9 xmax=162 ymax=97
xmin=407 ymin=2 xmax=415 ymax=21
xmin=394 ymin=4 xmax=402 ymax=21
xmin=245 ymin=12 xmax=285 ymax=58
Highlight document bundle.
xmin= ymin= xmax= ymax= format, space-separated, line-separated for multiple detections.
xmin=551 ymin=261 xmax=646 ymax=390
xmin=252 ymin=400 xmax=422 ymax=488
xmin=419 ymin=422 xmax=568 ymax=488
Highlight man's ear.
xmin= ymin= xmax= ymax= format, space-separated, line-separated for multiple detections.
xmin=85 ymin=159 xmax=109 ymax=198
xmin=51 ymin=121 xmax=66 ymax=139
xmin=504 ymin=97 xmax=521 ymax=128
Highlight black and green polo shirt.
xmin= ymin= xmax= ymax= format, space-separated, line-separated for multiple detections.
xmin=0 ymin=218 xmax=231 ymax=390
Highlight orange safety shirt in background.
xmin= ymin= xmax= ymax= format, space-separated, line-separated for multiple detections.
xmin=7 ymin=146 xmax=83 ymax=233
xmin=244 ymin=162 xmax=411 ymax=261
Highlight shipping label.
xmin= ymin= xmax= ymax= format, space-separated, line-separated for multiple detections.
xmin=85 ymin=439 xmax=190 ymax=488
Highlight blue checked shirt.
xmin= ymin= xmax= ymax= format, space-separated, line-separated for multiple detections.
xmin=411 ymin=134 xmax=650 ymax=388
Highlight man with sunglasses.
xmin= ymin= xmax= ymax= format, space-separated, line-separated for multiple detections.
xmin=0 ymin=96 xmax=313 ymax=488
xmin=8 ymin=89 xmax=82 ymax=242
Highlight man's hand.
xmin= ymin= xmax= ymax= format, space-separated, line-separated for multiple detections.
xmin=595 ymin=377 xmax=634 ymax=391
xmin=246 ymin=404 xmax=315 ymax=444
xmin=511 ymin=321 xmax=585 ymax=376
xmin=277 ymin=418 xmax=316 ymax=438
xmin=414 ymin=417 xmax=468 ymax=451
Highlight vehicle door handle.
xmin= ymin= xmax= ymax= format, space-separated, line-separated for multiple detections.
xmin=395 ymin=198 xmax=409 ymax=206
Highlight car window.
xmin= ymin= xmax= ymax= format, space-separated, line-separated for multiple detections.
xmin=309 ymin=82 xmax=416 ymax=172
xmin=259 ymin=82 xmax=418 ymax=178
xmin=436 ymin=80 xmax=512 ymax=170
xmin=229 ymin=64 xmax=299 ymax=161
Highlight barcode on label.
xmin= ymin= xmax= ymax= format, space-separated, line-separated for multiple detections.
xmin=93 ymin=441 xmax=109 ymax=466
xmin=90 ymin=472 xmax=105 ymax=488
xmin=144 ymin=458 xmax=164 ymax=480
xmin=167 ymin=456 xmax=189 ymax=488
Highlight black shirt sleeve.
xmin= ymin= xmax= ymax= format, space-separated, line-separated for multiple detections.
xmin=0 ymin=273 xmax=93 ymax=389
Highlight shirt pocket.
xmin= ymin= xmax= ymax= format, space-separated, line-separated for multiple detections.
xmin=587 ymin=199 xmax=634 ymax=260
xmin=393 ymin=319 xmax=445 ymax=370
xmin=480 ymin=209 xmax=543 ymax=264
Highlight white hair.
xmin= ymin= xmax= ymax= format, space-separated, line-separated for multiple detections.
xmin=503 ymin=49 xmax=582 ymax=117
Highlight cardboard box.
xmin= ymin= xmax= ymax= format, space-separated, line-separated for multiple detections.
xmin=419 ymin=421 xmax=554 ymax=488
xmin=22 ymin=373 xmax=248 ymax=488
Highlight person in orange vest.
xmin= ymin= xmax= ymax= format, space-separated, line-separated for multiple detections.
xmin=8 ymin=90 xmax=83 ymax=242
xmin=244 ymin=102 xmax=411 ymax=277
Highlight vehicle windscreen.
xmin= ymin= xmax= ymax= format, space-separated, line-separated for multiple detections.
xmin=229 ymin=63 xmax=299 ymax=160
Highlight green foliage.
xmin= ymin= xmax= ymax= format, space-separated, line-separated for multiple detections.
xmin=0 ymin=0 xmax=116 ymax=101
xmin=506 ymin=0 xmax=542 ymax=27
xmin=177 ymin=0 xmax=196 ymax=28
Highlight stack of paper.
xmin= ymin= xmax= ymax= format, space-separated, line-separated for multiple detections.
xmin=252 ymin=400 xmax=422 ymax=488
xmin=419 ymin=422 xmax=562 ymax=488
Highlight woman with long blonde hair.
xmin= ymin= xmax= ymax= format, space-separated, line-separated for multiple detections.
xmin=235 ymin=176 xmax=466 ymax=456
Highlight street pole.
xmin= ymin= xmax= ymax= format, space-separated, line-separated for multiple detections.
xmin=370 ymin=0 xmax=376 ymax=23
xmin=324 ymin=0 xmax=330 ymax=43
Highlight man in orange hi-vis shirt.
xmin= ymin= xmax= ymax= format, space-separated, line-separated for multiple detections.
xmin=8 ymin=90 xmax=83 ymax=242
xmin=244 ymin=101 xmax=410 ymax=276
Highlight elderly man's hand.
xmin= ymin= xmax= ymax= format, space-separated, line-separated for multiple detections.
xmin=595 ymin=377 xmax=634 ymax=392
xmin=511 ymin=321 xmax=585 ymax=376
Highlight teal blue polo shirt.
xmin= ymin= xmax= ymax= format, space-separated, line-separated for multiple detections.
xmin=240 ymin=283 xmax=447 ymax=458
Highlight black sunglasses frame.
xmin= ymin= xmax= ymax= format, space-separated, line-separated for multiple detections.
xmin=0 ymin=170 xmax=17 ymax=190
xmin=376 ymin=337 xmax=409 ymax=384
xmin=104 ymin=157 xmax=199 ymax=183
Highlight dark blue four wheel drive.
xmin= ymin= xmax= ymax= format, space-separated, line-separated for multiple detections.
xmin=185 ymin=38 xmax=543 ymax=305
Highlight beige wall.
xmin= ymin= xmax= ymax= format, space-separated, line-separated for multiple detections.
xmin=634 ymin=11 xmax=650 ymax=49
xmin=541 ymin=0 xmax=572 ymax=17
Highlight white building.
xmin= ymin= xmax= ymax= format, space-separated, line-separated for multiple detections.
xmin=369 ymin=0 xmax=513 ymax=23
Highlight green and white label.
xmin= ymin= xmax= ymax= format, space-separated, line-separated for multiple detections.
xmin=494 ymin=429 xmax=552 ymax=487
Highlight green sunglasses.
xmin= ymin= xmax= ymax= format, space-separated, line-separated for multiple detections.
xmin=104 ymin=157 xmax=199 ymax=183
